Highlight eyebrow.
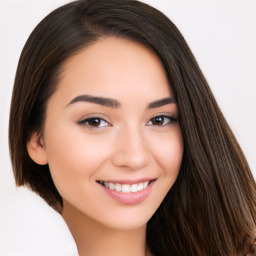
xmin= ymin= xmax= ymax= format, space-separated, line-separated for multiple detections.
xmin=147 ymin=97 xmax=176 ymax=109
xmin=67 ymin=94 xmax=120 ymax=108
xmin=66 ymin=94 xmax=176 ymax=109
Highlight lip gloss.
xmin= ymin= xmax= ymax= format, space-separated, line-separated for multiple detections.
xmin=99 ymin=180 xmax=156 ymax=205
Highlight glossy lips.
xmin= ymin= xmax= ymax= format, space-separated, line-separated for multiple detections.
xmin=97 ymin=179 xmax=156 ymax=205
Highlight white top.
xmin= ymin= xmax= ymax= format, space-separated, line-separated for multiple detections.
xmin=0 ymin=187 xmax=78 ymax=256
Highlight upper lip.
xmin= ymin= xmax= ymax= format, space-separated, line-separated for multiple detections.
xmin=97 ymin=178 xmax=156 ymax=185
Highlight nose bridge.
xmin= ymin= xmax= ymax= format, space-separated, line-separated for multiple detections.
xmin=111 ymin=123 xmax=150 ymax=169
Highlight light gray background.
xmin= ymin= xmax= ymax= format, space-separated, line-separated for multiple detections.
xmin=0 ymin=0 xmax=255 ymax=254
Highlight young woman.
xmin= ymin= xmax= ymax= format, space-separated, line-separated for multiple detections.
xmin=9 ymin=0 xmax=256 ymax=255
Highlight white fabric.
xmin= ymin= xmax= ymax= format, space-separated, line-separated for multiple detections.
xmin=0 ymin=187 xmax=78 ymax=256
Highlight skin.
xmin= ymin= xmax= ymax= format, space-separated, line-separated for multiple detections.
xmin=27 ymin=37 xmax=183 ymax=256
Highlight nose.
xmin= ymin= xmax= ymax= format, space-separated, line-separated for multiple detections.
xmin=111 ymin=126 xmax=151 ymax=170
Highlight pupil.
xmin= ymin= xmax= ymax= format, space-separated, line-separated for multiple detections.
xmin=154 ymin=117 xmax=163 ymax=125
xmin=89 ymin=118 xmax=100 ymax=126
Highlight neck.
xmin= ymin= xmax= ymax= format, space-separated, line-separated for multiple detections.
xmin=62 ymin=201 xmax=148 ymax=256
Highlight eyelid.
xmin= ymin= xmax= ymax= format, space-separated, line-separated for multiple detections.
xmin=77 ymin=113 xmax=112 ymax=127
xmin=146 ymin=113 xmax=177 ymax=126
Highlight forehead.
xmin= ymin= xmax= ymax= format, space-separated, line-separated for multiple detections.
xmin=53 ymin=37 xmax=172 ymax=105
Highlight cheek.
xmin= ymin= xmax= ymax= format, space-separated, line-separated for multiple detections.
xmin=141 ymin=127 xmax=183 ymax=217
xmin=153 ymin=127 xmax=183 ymax=181
xmin=43 ymin=124 xmax=110 ymax=194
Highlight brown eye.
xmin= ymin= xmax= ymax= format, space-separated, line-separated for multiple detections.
xmin=87 ymin=118 xmax=101 ymax=127
xmin=147 ymin=115 xmax=177 ymax=126
xmin=151 ymin=116 xmax=165 ymax=125
xmin=78 ymin=117 xmax=109 ymax=128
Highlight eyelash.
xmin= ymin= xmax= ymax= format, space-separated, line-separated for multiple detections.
xmin=146 ymin=115 xmax=177 ymax=126
xmin=77 ymin=115 xmax=110 ymax=128
xmin=77 ymin=114 xmax=177 ymax=129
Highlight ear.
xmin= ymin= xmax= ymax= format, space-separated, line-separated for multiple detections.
xmin=26 ymin=132 xmax=48 ymax=165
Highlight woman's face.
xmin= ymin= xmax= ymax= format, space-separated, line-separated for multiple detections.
xmin=31 ymin=37 xmax=183 ymax=230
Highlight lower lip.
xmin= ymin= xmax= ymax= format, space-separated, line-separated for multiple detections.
xmin=99 ymin=181 xmax=156 ymax=205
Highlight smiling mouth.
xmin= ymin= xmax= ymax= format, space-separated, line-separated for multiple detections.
xmin=97 ymin=180 xmax=155 ymax=193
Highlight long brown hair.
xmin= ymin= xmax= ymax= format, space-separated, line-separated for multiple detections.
xmin=9 ymin=0 xmax=256 ymax=255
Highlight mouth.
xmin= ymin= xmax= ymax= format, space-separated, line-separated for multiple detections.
xmin=96 ymin=179 xmax=155 ymax=193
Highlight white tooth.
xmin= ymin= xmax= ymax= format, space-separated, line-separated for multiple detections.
xmin=115 ymin=183 xmax=122 ymax=192
xmin=143 ymin=181 xmax=149 ymax=189
xmin=130 ymin=184 xmax=138 ymax=193
xmin=104 ymin=182 xmax=109 ymax=188
xmin=109 ymin=183 xmax=115 ymax=190
xmin=138 ymin=183 xmax=144 ymax=191
xmin=122 ymin=184 xmax=131 ymax=193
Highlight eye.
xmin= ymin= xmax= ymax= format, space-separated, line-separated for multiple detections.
xmin=77 ymin=117 xmax=110 ymax=128
xmin=147 ymin=115 xmax=177 ymax=126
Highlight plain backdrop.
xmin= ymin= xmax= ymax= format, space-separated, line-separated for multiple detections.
xmin=0 ymin=0 xmax=255 ymax=255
